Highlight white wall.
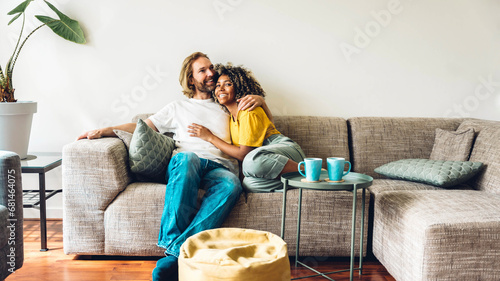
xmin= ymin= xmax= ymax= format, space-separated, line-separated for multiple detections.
xmin=1 ymin=0 xmax=499 ymax=218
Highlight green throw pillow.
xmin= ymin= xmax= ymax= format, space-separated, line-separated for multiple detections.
xmin=129 ymin=119 xmax=175 ymax=180
xmin=374 ymin=159 xmax=483 ymax=188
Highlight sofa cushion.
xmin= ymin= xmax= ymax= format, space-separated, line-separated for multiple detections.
xmin=133 ymin=115 xmax=350 ymax=170
xmin=369 ymin=179 xmax=440 ymax=197
xmin=373 ymin=190 xmax=500 ymax=281
xmin=104 ymin=182 xmax=166 ymax=256
xmin=429 ymin=128 xmax=474 ymax=161
xmin=348 ymin=117 xmax=463 ymax=178
xmin=114 ymin=129 xmax=132 ymax=149
xmin=274 ymin=116 xmax=350 ymax=168
xmin=467 ymin=126 xmax=500 ymax=194
xmin=368 ymin=179 xmax=473 ymax=197
xmin=457 ymin=118 xmax=500 ymax=135
xmin=374 ymin=159 xmax=483 ymax=188
xmin=128 ymin=119 xmax=175 ymax=181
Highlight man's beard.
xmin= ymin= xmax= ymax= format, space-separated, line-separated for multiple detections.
xmin=193 ymin=78 xmax=215 ymax=93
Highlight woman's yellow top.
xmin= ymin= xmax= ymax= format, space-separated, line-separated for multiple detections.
xmin=229 ymin=106 xmax=280 ymax=147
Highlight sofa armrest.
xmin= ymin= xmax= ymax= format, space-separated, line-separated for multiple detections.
xmin=62 ymin=137 xmax=132 ymax=254
xmin=0 ymin=151 xmax=24 ymax=275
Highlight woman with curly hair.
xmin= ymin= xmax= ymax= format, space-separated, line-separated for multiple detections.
xmin=188 ymin=63 xmax=305 ymax=192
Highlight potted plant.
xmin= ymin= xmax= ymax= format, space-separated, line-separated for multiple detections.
xmin=0 ymin=0 xmax=86 ymax=158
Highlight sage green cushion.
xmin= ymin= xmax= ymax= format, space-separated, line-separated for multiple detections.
xmin=374 ymin=159 xmax=483 ymax=188
xmin=129 ymin=119 xmax=175 ymax=179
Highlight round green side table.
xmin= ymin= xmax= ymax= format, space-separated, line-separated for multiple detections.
xmin=280 ymin=171 xmax=373 ymax=281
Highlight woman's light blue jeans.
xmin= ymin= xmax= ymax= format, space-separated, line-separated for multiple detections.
xmin=157 ymin=151 xmax=242 ymax=257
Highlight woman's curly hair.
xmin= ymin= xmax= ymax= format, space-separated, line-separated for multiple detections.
xmin=213 ymin=63 xmax=265 ymax=110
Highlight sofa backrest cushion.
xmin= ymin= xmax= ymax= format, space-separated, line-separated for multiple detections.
xmin=457 ymin=118 xmax=500 ymax=135
xmin=458 ymin=119 xmax=500 ymax=194
xmin=348 ymin=117 xmax=463 ymax=178
xmin=133 ymin=114 xmax=351 ymax=168
xmin=274 ymin=116 xmax=349 ymax=167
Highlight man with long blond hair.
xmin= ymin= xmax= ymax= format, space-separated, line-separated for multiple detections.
xmin=78 ymin=52 xmax=269 ymax=281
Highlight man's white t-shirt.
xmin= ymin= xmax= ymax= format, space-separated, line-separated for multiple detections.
xmin=149 ymin=98 xmax=238 ymax=174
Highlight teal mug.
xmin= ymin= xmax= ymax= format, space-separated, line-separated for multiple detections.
xmin=298 ymin=158 xmax=322 ymax=182
xmin=327 ymin=157 xmax=351 ymax=181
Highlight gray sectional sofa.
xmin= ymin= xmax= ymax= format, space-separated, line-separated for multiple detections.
xmin=62 ymin=116 xmax=500 ymax=280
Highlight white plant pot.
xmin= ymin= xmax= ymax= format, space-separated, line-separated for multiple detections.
xmin=0 ymin=101 xmax=37 ymax=159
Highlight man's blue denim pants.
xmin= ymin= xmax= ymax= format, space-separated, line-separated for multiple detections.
xmin=157 ymin=151 xmax=242 ymax=257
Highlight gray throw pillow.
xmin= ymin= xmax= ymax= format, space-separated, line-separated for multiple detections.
xmin=128 ymin=119 xmax=175 ymax=179
xmin=429 ymin=128 xmax=475 ymax=161
xmin=113 ymin=129 xmax=132 ymax=150
xmin=374 ymin=159 xmax=483 ymax=188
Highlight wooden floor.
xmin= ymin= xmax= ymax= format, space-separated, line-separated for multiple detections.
xmin=9 ymin=220 xmax=396 ymax=281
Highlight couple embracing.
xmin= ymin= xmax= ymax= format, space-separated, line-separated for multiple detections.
xmin=78 ymin=52 xmax=305 ymax=280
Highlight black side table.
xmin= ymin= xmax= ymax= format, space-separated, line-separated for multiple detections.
xmin=21 ymin=152 xmax=62 ymax=251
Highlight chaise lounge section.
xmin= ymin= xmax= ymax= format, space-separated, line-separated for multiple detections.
xmin=352 ymin=118 xmax=500 ymax=281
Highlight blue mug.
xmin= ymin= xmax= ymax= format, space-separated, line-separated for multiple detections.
xmin=298 ymin=158 xmax=322 ymax=182
xmin=327 ymin=157 xmax=351 ymax=181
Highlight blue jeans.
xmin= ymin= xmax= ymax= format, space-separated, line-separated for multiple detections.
xmin=157 ymin=152 xmax=242 ymax=257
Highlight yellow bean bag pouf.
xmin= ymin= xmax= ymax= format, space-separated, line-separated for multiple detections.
xmin=179 ymin=228 xmax=291 ymax=281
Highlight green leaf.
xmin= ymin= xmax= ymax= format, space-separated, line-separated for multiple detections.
xmin=6 ymin=57 xmax=14 ymax=79
xmin=8 ymin=13 xmax=22 ymax=25
xmin=43 ymin=1 xmax=69 ymax=21
xmin=35 ymin=0 xmax=86 ymax=44
xmin=7 ymin=0 xmax=33 ymax=25
xmin=35 ymin=13 xmax=86 ymax=44
xmin=7 ymin=0 xmax=33 ymax=15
